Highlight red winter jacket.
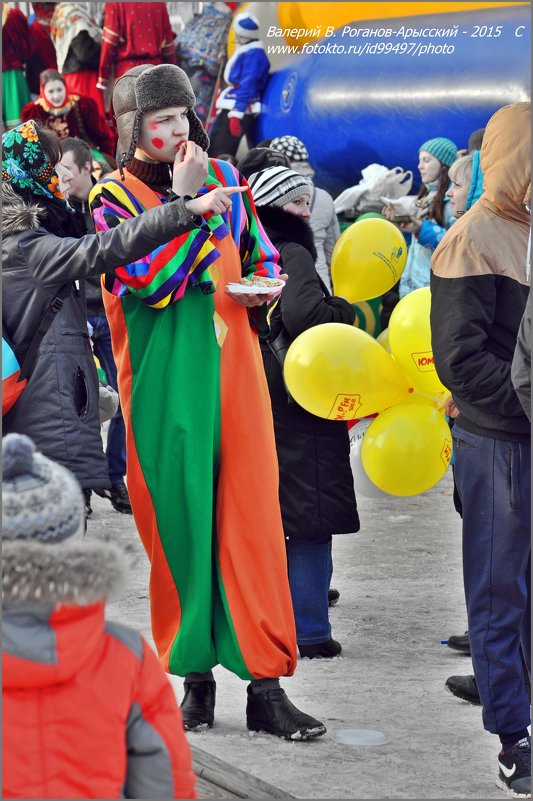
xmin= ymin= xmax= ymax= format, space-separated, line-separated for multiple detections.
xmin=2 ymin=538 xmax=197 ymax=800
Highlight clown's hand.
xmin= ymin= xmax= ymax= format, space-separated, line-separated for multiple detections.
xmin=185 ymin=185 xmax=246 ymax=217
xmin=172 ymin=141 xmax=209 ymax=198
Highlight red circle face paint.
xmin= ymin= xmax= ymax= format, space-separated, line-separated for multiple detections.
xmin=151 ymin=137 xmax=164 ymax=149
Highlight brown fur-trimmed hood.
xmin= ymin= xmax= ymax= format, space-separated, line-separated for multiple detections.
xmin=2 ymin=182 xmax=46 ymax=237
xmin=2 ymin=538 xmax=129 ymax=606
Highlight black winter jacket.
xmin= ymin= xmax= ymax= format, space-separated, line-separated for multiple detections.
xmin=2 ymin=183 xmax=196 ymax=488
xmin=70 ymin=189 xmax=106 ymax=317
xmin=62 ymin=31 xmax=100 ymax=74
xmin=258 ymin=205 xmax=360 ymax=542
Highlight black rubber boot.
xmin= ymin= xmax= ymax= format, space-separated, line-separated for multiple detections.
xmin=298 ymin=638 xmax=342 ymax=659
xmin=180 ymin=680 xmax=216 ymax=731
xmin=246 ymin=686 xmax=326 ymax=741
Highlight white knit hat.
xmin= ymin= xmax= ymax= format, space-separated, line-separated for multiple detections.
xmin=233 ymin=12 xmax=260 ymax=40
xmin=248 ymin=165 xmax=311 ymax=207
xmin=2 ymin=434 xmax=84 ymax=543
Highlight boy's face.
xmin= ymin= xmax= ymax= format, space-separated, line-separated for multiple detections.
xmin=60 ymin=150 xmax=93 ymax=201
xmin=137 ymin=106 xmax=190 ymax=164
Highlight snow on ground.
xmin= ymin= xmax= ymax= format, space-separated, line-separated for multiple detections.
xmin=91 ymin=470 xmax=507 ymax=799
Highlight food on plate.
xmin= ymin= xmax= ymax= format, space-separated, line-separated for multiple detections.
xmin=239 ymin=275 xmax=285 ymax=288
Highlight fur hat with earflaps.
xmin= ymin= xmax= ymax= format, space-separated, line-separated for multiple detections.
xmin=113 ymin=63 xmax=210 ymax=176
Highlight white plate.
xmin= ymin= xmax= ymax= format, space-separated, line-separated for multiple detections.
xmin=333 ymin=729 xmax=391 ymax=746
xmin=226 ymin=281 xmax=284 ymax=296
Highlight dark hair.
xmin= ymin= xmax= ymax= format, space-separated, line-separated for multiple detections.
xmin=34 ymin=122 xmax=63 ymax=166
xmin=468 ymin=127 xmax=485 ymax=153
xmin=12 ymin=186 xmax=87 ymax=237
xmin=39 ymin=68 xmax=66 ymax=89
xmin=61 ymin=136 xmax=93 ymax=170
xmin=416 ymin=163 xmax=451 ymax=227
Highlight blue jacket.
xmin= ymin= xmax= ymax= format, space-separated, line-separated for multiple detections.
xmin=399 ymin=184 xmax=454 ymax=297
xmin=216 ymin=41 xmax=270 ymax=117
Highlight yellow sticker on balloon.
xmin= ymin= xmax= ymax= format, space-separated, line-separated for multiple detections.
xmin=329 ymin=394 xmax=363 ymax=420
xmin=411 ymin=351 xmax=436 ymax=373
xmin=441 ymin=438 xmax=453 ymax=466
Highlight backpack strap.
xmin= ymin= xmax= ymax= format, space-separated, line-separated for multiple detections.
xmin=19 ymin=283 xmax=73 ymax=381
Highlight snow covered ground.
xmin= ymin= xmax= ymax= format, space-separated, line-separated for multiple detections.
xmin=90 ymin=470 xmax=508 ymax=799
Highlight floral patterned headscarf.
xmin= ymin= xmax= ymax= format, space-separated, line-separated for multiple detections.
xmin=2 ymin=120 xmax=68 ymax=203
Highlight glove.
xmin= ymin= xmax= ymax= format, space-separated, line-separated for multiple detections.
xmin=98 ymin=382 xmax=119 ymax=423
xmin=229 ymin=116 xmax=242 ymax=138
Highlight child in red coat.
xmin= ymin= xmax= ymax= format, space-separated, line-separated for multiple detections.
xmin=2 ymin=434 xmax=196 ymax=800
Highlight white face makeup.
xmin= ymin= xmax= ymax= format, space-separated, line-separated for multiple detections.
xmin=136 ymin=106 xmax=191 ymax=164
xmin=282 ymin=194 xmax=311 ymax=220
xmin=54 ymin=161 xmax=73 ymax=199
xmin=44 ymin=79 xmax=67 ymax=108
xmin=418 ymin=150 xmax=442 ymax=184
xmin=446 ymin=180 xmax=470 ymax=216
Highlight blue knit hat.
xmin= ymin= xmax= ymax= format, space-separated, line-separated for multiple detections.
xmin=419 ymin=137 xmax=458 ymax=167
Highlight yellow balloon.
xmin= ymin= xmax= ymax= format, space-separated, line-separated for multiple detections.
xmin=361 ymin=403 xmax=453 ymax=496
xmin=388 ymin=287 xmax=448 ymax=395
xmin=331 ymin=219 xmax=407 ymax=302
xmin=283 ymin=323 xmax=412 ymax=420
xmin=376 ymin=327 xmax=391 ymax=352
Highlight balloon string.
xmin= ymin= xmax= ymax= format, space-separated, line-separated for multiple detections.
xmin=411 ymin=388 xmax=447 ymax=407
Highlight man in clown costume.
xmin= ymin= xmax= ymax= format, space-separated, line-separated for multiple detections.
xmin=89 ymin=63 xmax=325 ymax=741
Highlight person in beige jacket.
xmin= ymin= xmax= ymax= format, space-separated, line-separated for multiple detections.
xmin=430 ymin=102 xmax=531 ymax=799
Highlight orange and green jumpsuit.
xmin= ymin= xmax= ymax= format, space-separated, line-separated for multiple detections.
xmin=89 ymin=158 xmax=297 ymax=680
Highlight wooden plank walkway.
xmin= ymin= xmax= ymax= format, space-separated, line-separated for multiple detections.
xmin=192 ymin=745 xmax=295 ymax=799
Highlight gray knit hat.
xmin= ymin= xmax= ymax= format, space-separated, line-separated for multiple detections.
xmin=2 ymin=434 xmax=84 ymax=543
xmin=248 ymin=165 xmax=311 ymax=207
xmin=112 ymin=63 xmax=210 ymax=175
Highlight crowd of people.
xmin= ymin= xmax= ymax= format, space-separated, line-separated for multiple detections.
xmin=1 ymin=3 xmax=531 ymax=800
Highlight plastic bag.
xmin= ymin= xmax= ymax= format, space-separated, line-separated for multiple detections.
xmin=334 ymin=164 xmax=413 ymax=214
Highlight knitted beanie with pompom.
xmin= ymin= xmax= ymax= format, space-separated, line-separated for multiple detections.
xmin=2 ymin=434 xmax=85 ymax=543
